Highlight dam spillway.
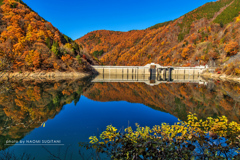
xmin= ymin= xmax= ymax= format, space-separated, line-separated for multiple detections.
xmin=91 ymin=63 xmax=208 ymax=85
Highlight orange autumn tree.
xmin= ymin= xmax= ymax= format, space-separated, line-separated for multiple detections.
xmin=0 ymin=0 xmax=93 ymax=72
xmin=224 ymin=41 xmax=239 ymax=56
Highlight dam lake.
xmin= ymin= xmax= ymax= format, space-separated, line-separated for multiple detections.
xmin=0 ymin=75 xmax=240 ymax=159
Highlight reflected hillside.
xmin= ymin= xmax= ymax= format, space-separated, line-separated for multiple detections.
xmin=0 ymin=77 xmax=93 ymax=150
xmin=83 ymin=81 xmax=240 ymax=122
xmin=1 ymin=76 xmax=239 ymax=152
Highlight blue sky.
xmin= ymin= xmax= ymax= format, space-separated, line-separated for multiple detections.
xmin=22 ymin=0 xmax=215 ymax=40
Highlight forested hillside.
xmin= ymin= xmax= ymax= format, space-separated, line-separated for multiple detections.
xmin=77 ymin=0 xmax=240 ymax=75
xmin=0 ymin=0 xmax=93 ymax=73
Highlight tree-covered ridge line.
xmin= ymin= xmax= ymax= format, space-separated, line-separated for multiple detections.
xmin=148 ymin=20 xmax=173 ymax=30
xmin=178 ymin=0 xmax=233 ymax=41
xmin=77 ymin=0 xmax=240 ymax=76
xmin=214 ymin=0 xmax=240 ymax=25
xmin=0 ymin=0 xmax=94 ymax=73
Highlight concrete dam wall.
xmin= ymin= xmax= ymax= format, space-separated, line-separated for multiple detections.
xmin=92 ymin=63 xmax=208 ymax=85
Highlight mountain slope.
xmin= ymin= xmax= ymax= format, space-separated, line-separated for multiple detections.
xmin=76 ymin=0 xmax=240 ymax=75
xmin=0 ymin=0 xmax=93 ymax=73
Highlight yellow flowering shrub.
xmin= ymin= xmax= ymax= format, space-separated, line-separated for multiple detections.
xmin=80 ymin=113 xmax=240 ymax=159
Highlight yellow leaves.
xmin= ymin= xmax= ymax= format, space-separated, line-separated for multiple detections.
xmin=106 ymin=125 xmax=118 ymax=132
xmin=207 ymin=117 xmax=213 ymax=121
xmin=235 ymin=68 xmax=240 ymax=75
xmin=41 ymin=123 xmax=45 ymax=127
xmin=47 ymin=30 xmax=54 ymax=38
xmin=25 ymin=50 xmax=40 ymax=68
xmin=25 ymin=31 xmax=33 ymax=41
xmin=27 ymin=24 xmax=33 ymax=32
xmin=90 ymin=113 xmax=240 ymax=147
xmin=37 ymin=30 xmax=46 ymax=42
xmin=89 ymin=136 xmax=98 ymax=144
xmin=236 ymin=15 xmax=240 ymax=23
xmin=207 ymin=26 xmax=211 ymax=32
xmin=64 ymin=43 xmax=73 ymax=50
xmin=188 ymin=135 xmax=192 ymax=140
xmin=99 ymin=125 xmax=119 ymax=142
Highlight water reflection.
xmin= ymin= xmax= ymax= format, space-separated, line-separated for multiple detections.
xmin=0 ymin=77 xmax=93 ymax=151
xmin=0 ymin=77 xmax=240 ymax=159
xmin=92 ymin=72 xmax=207 ymax=86
xmin=85 ymin=80 xmax=240 ymax=122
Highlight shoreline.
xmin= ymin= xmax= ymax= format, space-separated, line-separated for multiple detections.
xmin=201 ymin=72 xmax=240 ymax=83
xmin=2 ymin=70 xmax=240 ymax=83
xmin=0 ymin=71 xmax=91 ymax=81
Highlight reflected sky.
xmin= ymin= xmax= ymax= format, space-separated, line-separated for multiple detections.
xmin=1 ymin=78 xmax=240 ymax=159
xmin=6 ymin=96 xmax=178 ymax=159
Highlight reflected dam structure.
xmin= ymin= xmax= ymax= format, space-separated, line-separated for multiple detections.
xmin=92 ymin=63 xmax=208 ymax=85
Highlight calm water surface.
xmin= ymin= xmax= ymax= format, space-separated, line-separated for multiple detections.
xmin=0 ymin=77 xmax=240 ymax=159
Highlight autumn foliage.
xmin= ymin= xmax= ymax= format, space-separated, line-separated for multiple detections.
xmin=84 ymin=81 xmax=240 ymax=122
xmin=76 ymin=0 xmax=240 ymax=70
xmin=224 ymin=41 xmax=239 ymax=56
xmin=0 ymin=79 xmax=91 ymax=150
xmin=0 ymin=0 xmax=93 ymax=72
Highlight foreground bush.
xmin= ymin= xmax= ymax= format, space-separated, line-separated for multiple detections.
xmin=80 ymin=113 xmax=240 ymax=159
